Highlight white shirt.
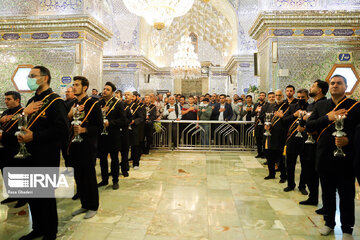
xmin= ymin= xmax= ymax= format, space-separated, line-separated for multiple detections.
xmin=218 ymin=104 xmax=225 ymax=121
xmin=163 ymin=103 xmax=182 ymax=120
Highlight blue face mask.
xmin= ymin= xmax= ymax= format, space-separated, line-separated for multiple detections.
xmin=27 ymin=77 xmax=39 ymax=91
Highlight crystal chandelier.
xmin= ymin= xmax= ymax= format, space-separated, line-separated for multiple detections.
xmin=171 ymin=35 xmax=201 ymax=80
xmin=122 ymin=0 xmax=195 ymax=30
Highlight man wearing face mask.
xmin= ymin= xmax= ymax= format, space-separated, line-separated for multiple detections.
xmin=283 ymin=89 xmax=310 ymax=194
xmin=299 ymin=80 xmax=328 ymax=209
xmin=17 ymin=66 xmax=69 ymax=240
xmin=263 ymin=89 xmax=289 ymax=182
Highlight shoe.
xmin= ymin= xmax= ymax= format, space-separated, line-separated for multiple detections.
xmin=279 ymin=179 xmax=286 ymax=183
xmin=299 ymin=188 xmax=308 ymax=195
xmin=72 ymin=208 xmax=88 ymax=216
xmin=122 ymin=172 xmax=129 ymax=177
xmin=97 ymin=181 xmax=108 ymax=187
xmin=42 ymin=234 xmax=57 ymax=240
xmin=19 ymin=231 xmax=43 ymax=240
xmin=1 ymin=198 xmax=17 ymax=204
xmin=315 ymin=207 xmax=325 ymax=215
xmin=319 ymin=225 xmax=333 ymax=236
xmin=112 ymin=183 xmax=119 ymax=190
xmin=260 ymin=156 xmax=266 ymax=159
xmin=84 ymin=210 xmax=97 ymax=219
xmin=255 ymin=155 xmax=261 ymax=158
xmin=264 ymin=175 xmax=275 ymax=180
xmin=263 ymin=161 xmax=268 ymax=165
xmin=342 ymin=233 xmax=354 ymax=240
xmin=134 ymin=166 xmax=140 ymax=170
xmin=283 ymin=186 xmax=295 ymax=192
xmin=72 ymin=193 xmax=79 ymax=200
xmin=299 ymin=199 xmax=318 ymax=206
xmin=14 ymin=199 xmax=27 ymax=208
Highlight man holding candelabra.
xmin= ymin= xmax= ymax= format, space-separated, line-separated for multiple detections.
xmin=97 ymin=82 xmax=126 ymax=189
xmin=17 ymin=66 xmax=69 ymax=240
xmin=283 ymin=89 xmax=310 ymax=195
xmin=68 ymin=76 xmax=102 ymax=220
xmin=307 ymin=75 xmax=360 ymax=239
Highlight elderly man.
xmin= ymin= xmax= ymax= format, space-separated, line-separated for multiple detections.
xmin=263 ymin=89 xmax=289 ymax=182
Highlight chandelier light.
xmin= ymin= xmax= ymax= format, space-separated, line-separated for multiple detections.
xmin=171 ymin=35 xmax=201 ymax=80
xmin=122 ymin=0 xmax=195 ymax=30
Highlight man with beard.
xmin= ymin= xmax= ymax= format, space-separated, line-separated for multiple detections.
xmin=299 ymin=80 xmax=328 ymax=208
xmin=0 ymin=91 xmax=25 ymax=207
xmin=17 ymin=66 xmax=68 ymax=240
xmin=124 ymin=91 xmax=145 ymax=169
xmin=252 ymin=92 xmax=267 ymax=158
xmin=69 ymin=76 xmax=102 ymax=219
xmin=143 ymin=94 xmax=157 ymax=154
xmin=285 ymin=85 xmax=298 ymax=105
xmin=97 ymin=82 xmax=126 ymax=189
xmin=307 ymin=75 xmax=360 ymax=239
xmin=283 ymin=89 xmax=310 ymax=194
xmin=263 ymin=89 xmax=289 ymax=182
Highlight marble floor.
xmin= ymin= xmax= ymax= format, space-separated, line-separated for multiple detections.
xmin=1 ymin=151 xmax=360 ymax=240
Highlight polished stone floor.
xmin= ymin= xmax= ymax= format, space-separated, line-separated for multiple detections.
xmin=1 ymin=151 xmax=360 ymax=240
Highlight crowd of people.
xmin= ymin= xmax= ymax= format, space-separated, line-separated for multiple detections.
xmin=0 ymin=65 xmax=359 ymax=240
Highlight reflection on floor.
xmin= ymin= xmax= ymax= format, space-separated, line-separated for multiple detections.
xmin=0 ymin=151 xmax=360 ymax=240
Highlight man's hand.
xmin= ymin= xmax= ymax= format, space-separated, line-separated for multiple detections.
xmin=297 ymin=126 xmax=305 ymax=133
xmin=335 ymin=136 xmax=349 ymax=147
xmin=73 ymin=125 xmax=86 ymax=135
xmin=264 ymin=124 xmax=270 ymax=130
xmin=104 ymin=120 xmax=109 ymax=128
xmin=0 ymin=115 xmax=13 ymax=123
xmin=202 ymin=108 xmax=206 ymax=112
xmin=274 ymin=111 xmax=284 ymax=118
xmin=246 ymin=107 xmax=252 ymax=112
xmin=102 ymin=106 xmax=109 ymax=112
xmin=175 ymin=118 xmax=180 ymax=121
xmin=78 ymin=105 xmax=85 ymax=112
xmin=168 ymin=108 xmax=174 ymax=112
xmin=256 ymin=106 xmax=261 ymax=112
xmin=0 ymin=131 xmax=2 ymax=141
xmin=130 ymin=120 xmax=135 ymax=125
xmin=293 ymin=110 xmax=301 ymax=118
xmin=327 ymin=109 xmax=347 ymax=121
xmin=219 ymin=108 xmax=225 ymax=112
xmin=17 ymin=128 xmax=33 ymax=143
xmin=24 ymin=101 xmax=43 ymax=115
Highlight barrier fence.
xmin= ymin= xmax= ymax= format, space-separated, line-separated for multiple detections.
xmin=152 ymin=120 xmax=256 ymax=151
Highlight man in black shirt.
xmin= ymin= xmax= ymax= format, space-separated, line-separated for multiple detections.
xmin=307 ymin=75 xmax=360 ymax=238
xmin=69 ymin=76 xmax=102 ymax=220
xmin=299 ymin=80 xmax=328 ymax=207
xmin=283 ymin=89 xmax=309 ymax=194
xmin=252 ymin=92 xmax=267 ymax=158
xmin=18 ymin=66 xmax=69 ymax=240
xmin=285 ymin=85 xmax=298 ymax=105
xmin=97 ymin=82 xmax=126 ymax=189
xmin=263 ymin=89 xmax=289 ymax=182
xmin=0 ymin=91 xmax=24 ymax=206
xmin=143 ymin=94 xmax=157 ymax=154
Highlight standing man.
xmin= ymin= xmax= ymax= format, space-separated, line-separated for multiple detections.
xmin=253 ymin=92 xmax=267 ymax=158
xmin=18 ymin=66 xmax=69 ymax=240
xmin=143 ymin=94 xmax=157 ymax=154
xmin=283 ymin=89 xmax=310 ymax=194
xmin=285 ymin=85 xmax=298 ymax=105
xmin=69 ymin=76 xmax=102 ymax=219
xmin=299 ymin=80 xmax=328 ymax=206
xmin=307 ymin=75 xmax=360 ymax=238
xmin=263 ymin=89 xmax=289 ymax=182
xmin=211 ymin=94 xmax=233 ymax=121
xmin=0 ymin=91 xmax=24 ymax=206
xmin=97 ymin=82 xmax=125 ymax=189
xmin=163 ymin=96 xmax=181 ymax=147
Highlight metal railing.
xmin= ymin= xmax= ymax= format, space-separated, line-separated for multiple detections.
xmin=152 ymin=120 xmax=256 ymax=151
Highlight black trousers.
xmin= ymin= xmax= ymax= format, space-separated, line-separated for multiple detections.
xmin=70 ymin=142 xmax=99 ymax=211
xmin=144 ymin=125 xmax=153 ymax=154
xmin=131 ymin=145 xmax=141 ymax=167
xmin=120 ymin=143 xmax=129 ymax=174
xmin=28 ymin=197 xmax=57 ymax=236
xmin=99 ymin=150 xmax=119 ymax=184
xmin=255 ymin=125 xmax=264 ymax=156
xmin=319 ymin=171 xmax=355 ymax=234
xmin=285 ymin=141 xmax=306 ymax=189
xmin=303 ymin=143 xmax=319 ymax=201
xmin=266 ymin=149 xmax=286 ymax=179
xmin=61 ymin=141 xmax=71 ymax=167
